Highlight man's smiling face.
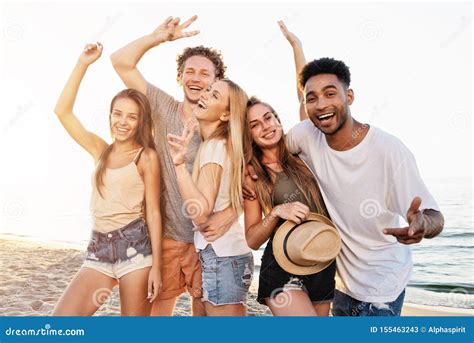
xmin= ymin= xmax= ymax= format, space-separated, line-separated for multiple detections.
xmin=304 ymin=73 xmax=354 ymax=136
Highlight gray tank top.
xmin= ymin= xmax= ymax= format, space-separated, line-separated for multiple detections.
xmin=270 ymin=171 xmax=327 ymax=238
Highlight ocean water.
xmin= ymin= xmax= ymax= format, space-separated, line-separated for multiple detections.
xmin=1 ymin=177 xmax=472 ymax=309
xmin=405 ymin=176 xmax=473 ymax=309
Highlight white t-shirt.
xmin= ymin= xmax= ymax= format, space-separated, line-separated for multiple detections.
xmin=193 ymin=139 xmax=251 ymax=257
xmin=287 ymin=120 xmax=440 ymax=303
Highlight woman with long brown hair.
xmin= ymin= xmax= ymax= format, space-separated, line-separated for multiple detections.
xmin=243 ymin=96 xmax=336 ymax=316
xmin=52 ymin=42 xmax=162 ymax=316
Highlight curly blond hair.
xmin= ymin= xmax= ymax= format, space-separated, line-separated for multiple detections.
xmin=176 ymin=46 xmax=227 ymax=83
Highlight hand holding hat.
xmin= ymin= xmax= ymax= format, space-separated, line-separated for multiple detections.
xmin=273 ymin=213 xmax=341 ymax=275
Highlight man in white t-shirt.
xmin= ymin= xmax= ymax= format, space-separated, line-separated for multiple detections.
xmin=281 ymin=57 xmax=444 ymax=316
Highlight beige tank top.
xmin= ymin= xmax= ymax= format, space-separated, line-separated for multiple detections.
xmin=90 ymin=147 xmax=145 ymax=233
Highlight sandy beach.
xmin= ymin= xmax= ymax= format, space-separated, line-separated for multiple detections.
xmin=0 ymin=237 xmax=471 ymax=317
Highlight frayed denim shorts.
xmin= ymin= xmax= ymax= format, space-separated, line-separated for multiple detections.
xmin=199 ymin=245 xmax=254 ymax=306
xmin=82 ymin=218 xmax=153 ymax=279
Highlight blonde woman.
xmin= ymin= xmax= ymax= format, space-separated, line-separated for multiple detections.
xmin=167 ymin=80 xmax=253 ymax=316
xmin=53 ymin=42 xmax=162 ymax=316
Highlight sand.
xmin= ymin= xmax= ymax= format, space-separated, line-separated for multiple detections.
xmin=0 ymin=237 xmax=471 ymax=317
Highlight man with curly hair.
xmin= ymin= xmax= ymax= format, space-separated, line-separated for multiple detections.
xmin=111 ymin=15 xmax=236 ymax=316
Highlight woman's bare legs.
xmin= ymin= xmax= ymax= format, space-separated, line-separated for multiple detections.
xmin=266 ymin=290 xmax=317 ymax=316
xmin=204 ymin=302 xmax=246 ymax=316
xmin=151 ymin=297 xmax=177 ymax=316
xmin=192 ymin=297 xmax=206 ymax=316
xmin=119 ymin=267 xmax=152 ymax=316
xmin=53 ymin=267 xmax=117 ymax=316
xmin=151 ymin=295 xmax=206 ymax=316
xmin=313 ymin=302 xmax=331 ymax=316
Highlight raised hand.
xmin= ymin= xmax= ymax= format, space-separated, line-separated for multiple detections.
xmin=151 ymin=15 xmax=199 ymax=44
xmin=167 ymin=119 xmax=198 ymax=166
xmin=78 ymin=42 xmax=103 ymax=66
xmin=278 ymin=20 xmax=301 ymax=48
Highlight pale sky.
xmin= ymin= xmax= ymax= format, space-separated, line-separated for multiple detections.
xmin=0 ymin=0 xmax=472 ymax=241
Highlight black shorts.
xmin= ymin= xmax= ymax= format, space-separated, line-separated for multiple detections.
xmin=257 ymin=239 xmax=336 ymax=305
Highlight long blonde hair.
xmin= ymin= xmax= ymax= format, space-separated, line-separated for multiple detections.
xmin=95 ymin=89 xmax=155 ymax=197
xmin=193 ymin=79 xmax=248 ymax=214
xmin=243 ymin=97 xmax=328 ymax=217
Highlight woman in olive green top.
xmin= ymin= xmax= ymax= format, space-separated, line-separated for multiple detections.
xmin=243 ymin=97 xmax=336 ymax=316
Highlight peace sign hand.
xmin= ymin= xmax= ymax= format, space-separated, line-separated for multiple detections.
xmin=167 ymin=119 xmax=198 ymax=166
xmin=152 ymin=15 xmax=200 ymax=44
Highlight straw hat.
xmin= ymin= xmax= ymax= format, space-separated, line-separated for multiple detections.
xmin=272 ymin=213 xmax=341 ymax=276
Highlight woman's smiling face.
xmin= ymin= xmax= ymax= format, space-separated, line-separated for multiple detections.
xmin=110 ymin=97 xmax=140 ymax=142
xmin=195 ymin=80 xmax=230 ymax=123
xmin=247 ymin=103 xmax=283 ymax=149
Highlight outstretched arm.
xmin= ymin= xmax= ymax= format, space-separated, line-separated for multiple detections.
xmin=111 ymin=15 xmax=199 ymax=94
xmin=278 ymin=20 xmax=307 ymax=121
xmin=384 ymin=196 xmax=444 ymax=245
xmin=54 ymin=42 xmax=108 ymax=162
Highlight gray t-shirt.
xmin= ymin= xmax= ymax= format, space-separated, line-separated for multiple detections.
xmin=147 ymin=83 xmax=201 ymax=243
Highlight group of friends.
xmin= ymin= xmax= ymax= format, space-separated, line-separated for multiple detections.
xmin=52 ymin=15 xmax=444 ymax=317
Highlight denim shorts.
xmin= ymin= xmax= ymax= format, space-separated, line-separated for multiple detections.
xmin=199 ymin=245 xmax=254 ymax=306
xmin=331 ymin=289 xmax=406 ymax=316
xmin=82 ymin=218 xmax=153 ymax=279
